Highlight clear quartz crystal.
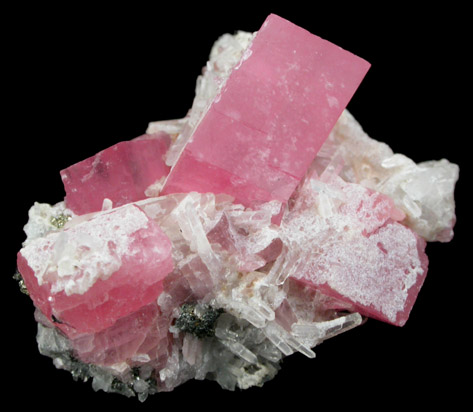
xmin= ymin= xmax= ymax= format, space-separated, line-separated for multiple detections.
xmin=291 ymin=313 xmax=363 ymax=347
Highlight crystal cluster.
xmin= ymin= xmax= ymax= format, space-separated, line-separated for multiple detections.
xmin=15 ymin=14 xmax=459 ymax=401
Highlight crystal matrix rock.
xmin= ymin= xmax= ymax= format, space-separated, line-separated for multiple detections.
xmin=13 ymin=13 xmax=459 ymax=401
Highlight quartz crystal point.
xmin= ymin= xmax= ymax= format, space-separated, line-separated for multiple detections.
xmin=161 ymin=14 xmax=370 ymax=209
xmin=14 ymin=14 xmax=459 ymax=400
xmin=61 ymin=133 xmax=171 ymax=215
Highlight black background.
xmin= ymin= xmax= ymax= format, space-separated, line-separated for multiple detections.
xmin=4 ymin=2 xmax=468 ymax=409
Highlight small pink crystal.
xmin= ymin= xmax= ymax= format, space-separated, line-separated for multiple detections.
xmin=289 ymin=173 xmax=429 ymax=326
xmin=161 ymin=14 xmax=370 ymax=209
xmin=17 ymin=204 xmax=174 ymax=338
xmin=61 ymin=132 xmax=171 ymax=215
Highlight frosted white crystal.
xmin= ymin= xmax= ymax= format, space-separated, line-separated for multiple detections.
xmin=220 ymin=339 xmax=259 ymax=364
xmin=144 ymin=176 xmax=167 ymax=198
xmin=252 ymin=340 xmax=283 ymax=363
xmin=379 ymin=156 xmax=459 ymax=241
xmin=172 ymin=194 xmax=224 ymax=278
xmin=101 ymin=198 xmax=113 ymax=211
xmin=292 ymin=313 xmax=363 ymax=347
xmin=263 ymin=322 xmax=294 ymax=356
xmin=264 ymin=321 xmax=315 ymax=358
xmin=182 ymin=334 xmax=202 ymax=366
xmin=221 ymin=298 xmax=268 ymax=328
xmin=267 ymin=247 xmax=310 ymax=286
xmin=146 ymin=118 xmax=187 ymax=136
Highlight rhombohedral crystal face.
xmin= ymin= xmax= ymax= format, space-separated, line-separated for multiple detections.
xmin=15 ymin=14 xmax=459 ymax=401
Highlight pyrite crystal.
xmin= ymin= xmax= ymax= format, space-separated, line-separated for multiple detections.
xmin=14 ymin=14 xmax=459 ymax=401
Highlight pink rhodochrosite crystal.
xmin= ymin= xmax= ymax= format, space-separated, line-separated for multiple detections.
xmin=14 ymin=14 xmax=459 ymax=401
xmin=66 ymin=302 xmax=170 ymax=368
xmin=284 ymin=171 xmax=429 ymax=326
xmin=61 ymin=133 xmax=171 ymax=215
xmin=17 ymin=204 xmax=174 ymax=338
xmin=161 ymin=14 xmax=370 ymax=209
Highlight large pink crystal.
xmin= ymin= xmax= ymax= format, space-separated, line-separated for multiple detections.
xmin=161 ymin=14 xmax=370 ymax=209
xmin=17 ymin=204 xmax=174 ymax=338
xmin=61 ymin=132 xmax=171 ymax=215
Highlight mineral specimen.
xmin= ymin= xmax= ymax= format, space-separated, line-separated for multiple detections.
xmin=15 ymin=13 xmax=459 ymax=401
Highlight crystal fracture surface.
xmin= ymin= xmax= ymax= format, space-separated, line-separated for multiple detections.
xmin=15 ymin=14 xmax=459 ymax=400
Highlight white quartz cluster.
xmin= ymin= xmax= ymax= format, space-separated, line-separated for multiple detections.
xmin=324 ymin=110 xmax=459 ymax=242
